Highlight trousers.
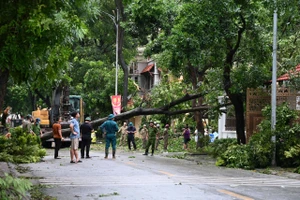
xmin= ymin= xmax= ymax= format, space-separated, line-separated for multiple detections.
xmin=105 ymin=134 xmax=117 ymax=150
xmin=127 ymin=134 xmax=136 ymax=150
xmin=81 ymin=138 xmax=92 ymax=158
xmin=54 ymin=138 xmax=62 ymax=158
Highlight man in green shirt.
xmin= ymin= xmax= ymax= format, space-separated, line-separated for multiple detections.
xmin=32 ymin=118 xmax=42 ymax=144
xmin=143 ymin=121 xmax=158 ymax=156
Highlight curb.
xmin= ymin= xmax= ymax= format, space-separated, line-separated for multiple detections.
xmin=0 ymin=162 xmax=12 ymax=177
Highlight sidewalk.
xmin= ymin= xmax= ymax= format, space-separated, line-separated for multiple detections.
xmin=162 ymin=152 xmax=300 ymax=180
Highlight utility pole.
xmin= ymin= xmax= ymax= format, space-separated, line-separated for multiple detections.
xmin=271 ymin=1 xmax=277 ymax=166
xmin=115 ymin=9 xmax=119 ymax=96
xmin=100 ymin=9 xmax=119 ymax=95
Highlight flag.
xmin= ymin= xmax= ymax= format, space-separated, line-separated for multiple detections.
xmin=111 ymin=95 xmax=121 ymax=115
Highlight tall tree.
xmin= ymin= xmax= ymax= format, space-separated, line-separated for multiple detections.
xmin=116 ymin=0 xmax=135 ymax=110
xmin=67 ymin=0 xmax=137 ymax=116
xmin=126 ymin=0 xmax=300 ymax=144
xmin=160 ymin=1 xmax=272 ymax=144
xmin=126 ymin=0 xmax=211 ymax=139
xmin=0 ymin=0 xmax=97 ymax=111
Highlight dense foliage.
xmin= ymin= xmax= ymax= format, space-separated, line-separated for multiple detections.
xmin=0 ymin=128 xmax=46 ymax=163
xmin=4 ymin=83 xmax=31 ymax=115
xmin=0 ymin=173 xmax=32 ymax=200
xmin=264 ymin=104 xmax=300 ymax=167
xmin=206 ymin=103 xmax=300 ymax=170
xmin=0 ymin=128 xmax=46 ymax=199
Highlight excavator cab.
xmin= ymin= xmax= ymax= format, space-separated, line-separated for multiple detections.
xmin=69 ymin=95 xmax=84 ymax=123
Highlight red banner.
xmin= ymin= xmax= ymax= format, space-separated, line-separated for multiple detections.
xmin=111 ymin=95 xmax=121 ymax=115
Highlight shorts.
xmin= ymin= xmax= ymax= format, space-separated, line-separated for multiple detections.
xmin=184 ymin=138 xmax=191 ymax=144
xmin=71 ymin=138 xmax=79 ymax=150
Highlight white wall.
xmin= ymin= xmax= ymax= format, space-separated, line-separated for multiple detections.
xmin=218 ymin=96 xmax=237 ymax=139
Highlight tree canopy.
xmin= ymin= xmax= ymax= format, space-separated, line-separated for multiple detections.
xmin=0 ymin=0 xmax=100 ymax=111
xmin=2 ymin=0 xmax=300 ymax=145
xmin=125 ymin=0 xmax=300 ymax=143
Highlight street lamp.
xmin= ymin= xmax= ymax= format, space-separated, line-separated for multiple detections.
xmin=100 ymin=9 xmax=119 ymax=95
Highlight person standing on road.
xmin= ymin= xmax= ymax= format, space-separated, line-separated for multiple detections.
xmin=140 ymin=124 xmax=148 ymax=149
xmin=118 ymin=122 xmax=127 ymax=146
xmin=100 ymin=114 xmax=119 ymax=159
xmin=163 ymin=124 xmax=170 ymax=152
xmin=127 ymin=122 xmax=137 ymax=150
xmin=183 ymin=124 xmax=191 ymax=150
xmin=32 ymin=118 xmax=43 ymax=145
xmin=80 ymin=117 xmax=94 ymax=159
xmin=69 ymin=111 xmax=82 ymax=163
xmin=143 ymin=121 xmax=158 ymax=156
xmin=53 ymin=117 xmax=63 ymax=159
xmin=155 ymin=123 xmax=161 ymax=150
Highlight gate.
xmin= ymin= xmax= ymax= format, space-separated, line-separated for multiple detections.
xmin=246 ymin=87 xmax=299 ymax=142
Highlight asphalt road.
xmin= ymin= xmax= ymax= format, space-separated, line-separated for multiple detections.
xmin=17 ymin=148 xmax=300 ymax=200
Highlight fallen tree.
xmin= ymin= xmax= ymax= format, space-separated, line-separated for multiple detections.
xmin=41 ymin=93 xmax=210 ymax=141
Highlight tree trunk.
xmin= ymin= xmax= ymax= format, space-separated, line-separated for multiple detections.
xmin=222 ymin=16 xmax=246 ymax=144
xmin=233 ymin=95 xmax=246 ymax=144
xmin=121 ymin=57 xmax=129 ymax=111
xmin=187 ymin=63 xmax=205 ymax=147
xmin=28 ymin=90 xmax=35 ymax=112
xmin=35 ymin=89 xmax=51 ymax=108
xmin=0 ymin=69 xmax=9 ymax=111
xmin=115 ymin=0 xmax=128 ymax=111
xmin=228 ymin=93 xmax=246 ymax=144
xmin=223 ymin=62 xmax=246 ymax=144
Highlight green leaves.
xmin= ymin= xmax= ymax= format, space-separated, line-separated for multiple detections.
xmin=133 ymin=73 xmax=190 ymax=110
xmin=0 ymin=0 xmax=101 ymax=110
xmin=0 ymin=173 xmax=32 ymax=200
xmin=0 ymin=127 xmax=46 ymax=163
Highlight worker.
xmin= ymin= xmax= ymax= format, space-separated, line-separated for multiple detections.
xmin=100 ymin=114 xmax=119 ymax=159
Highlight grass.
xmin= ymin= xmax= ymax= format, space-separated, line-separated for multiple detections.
xmin=99 ymin=192 xmax=119 ymax=197
xmin=30 ymin=184 xmax=56 ymax=200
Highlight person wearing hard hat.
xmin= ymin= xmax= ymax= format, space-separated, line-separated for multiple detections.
xmin=100 ymin=114 xmax=119 ymax=159
xmin=118 ymin=122 xmax=127 ymax=146
xmin=80 ymin=117 xmax=94 ymax=159
xmin=163 ymin=124 xmax=170 ymax=152
xmin=140 ymin=124 xmax=148 ymax=149
xmin=126 ymin=122 xmax=137 ymax=150
xmin=32 ymin=118 xmax=42 ymax=135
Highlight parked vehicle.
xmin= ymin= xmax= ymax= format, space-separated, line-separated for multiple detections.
xmin=35 ymin=93 xmax=85 ymax=148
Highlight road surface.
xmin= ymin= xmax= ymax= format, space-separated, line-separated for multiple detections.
xmin=18 ymin=148 xmax=300 ymax=200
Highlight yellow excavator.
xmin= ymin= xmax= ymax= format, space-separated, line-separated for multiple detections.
xmin=33 ymin=93 xmax=85 ymax=148
xmin=32 ymin=95 xmax=84 ymax=125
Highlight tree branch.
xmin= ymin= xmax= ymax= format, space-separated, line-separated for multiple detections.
xmin=160 ymin=93 xmax=205 ymax=110
xmin=41 ymin=92 xmax=208 ymax=141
